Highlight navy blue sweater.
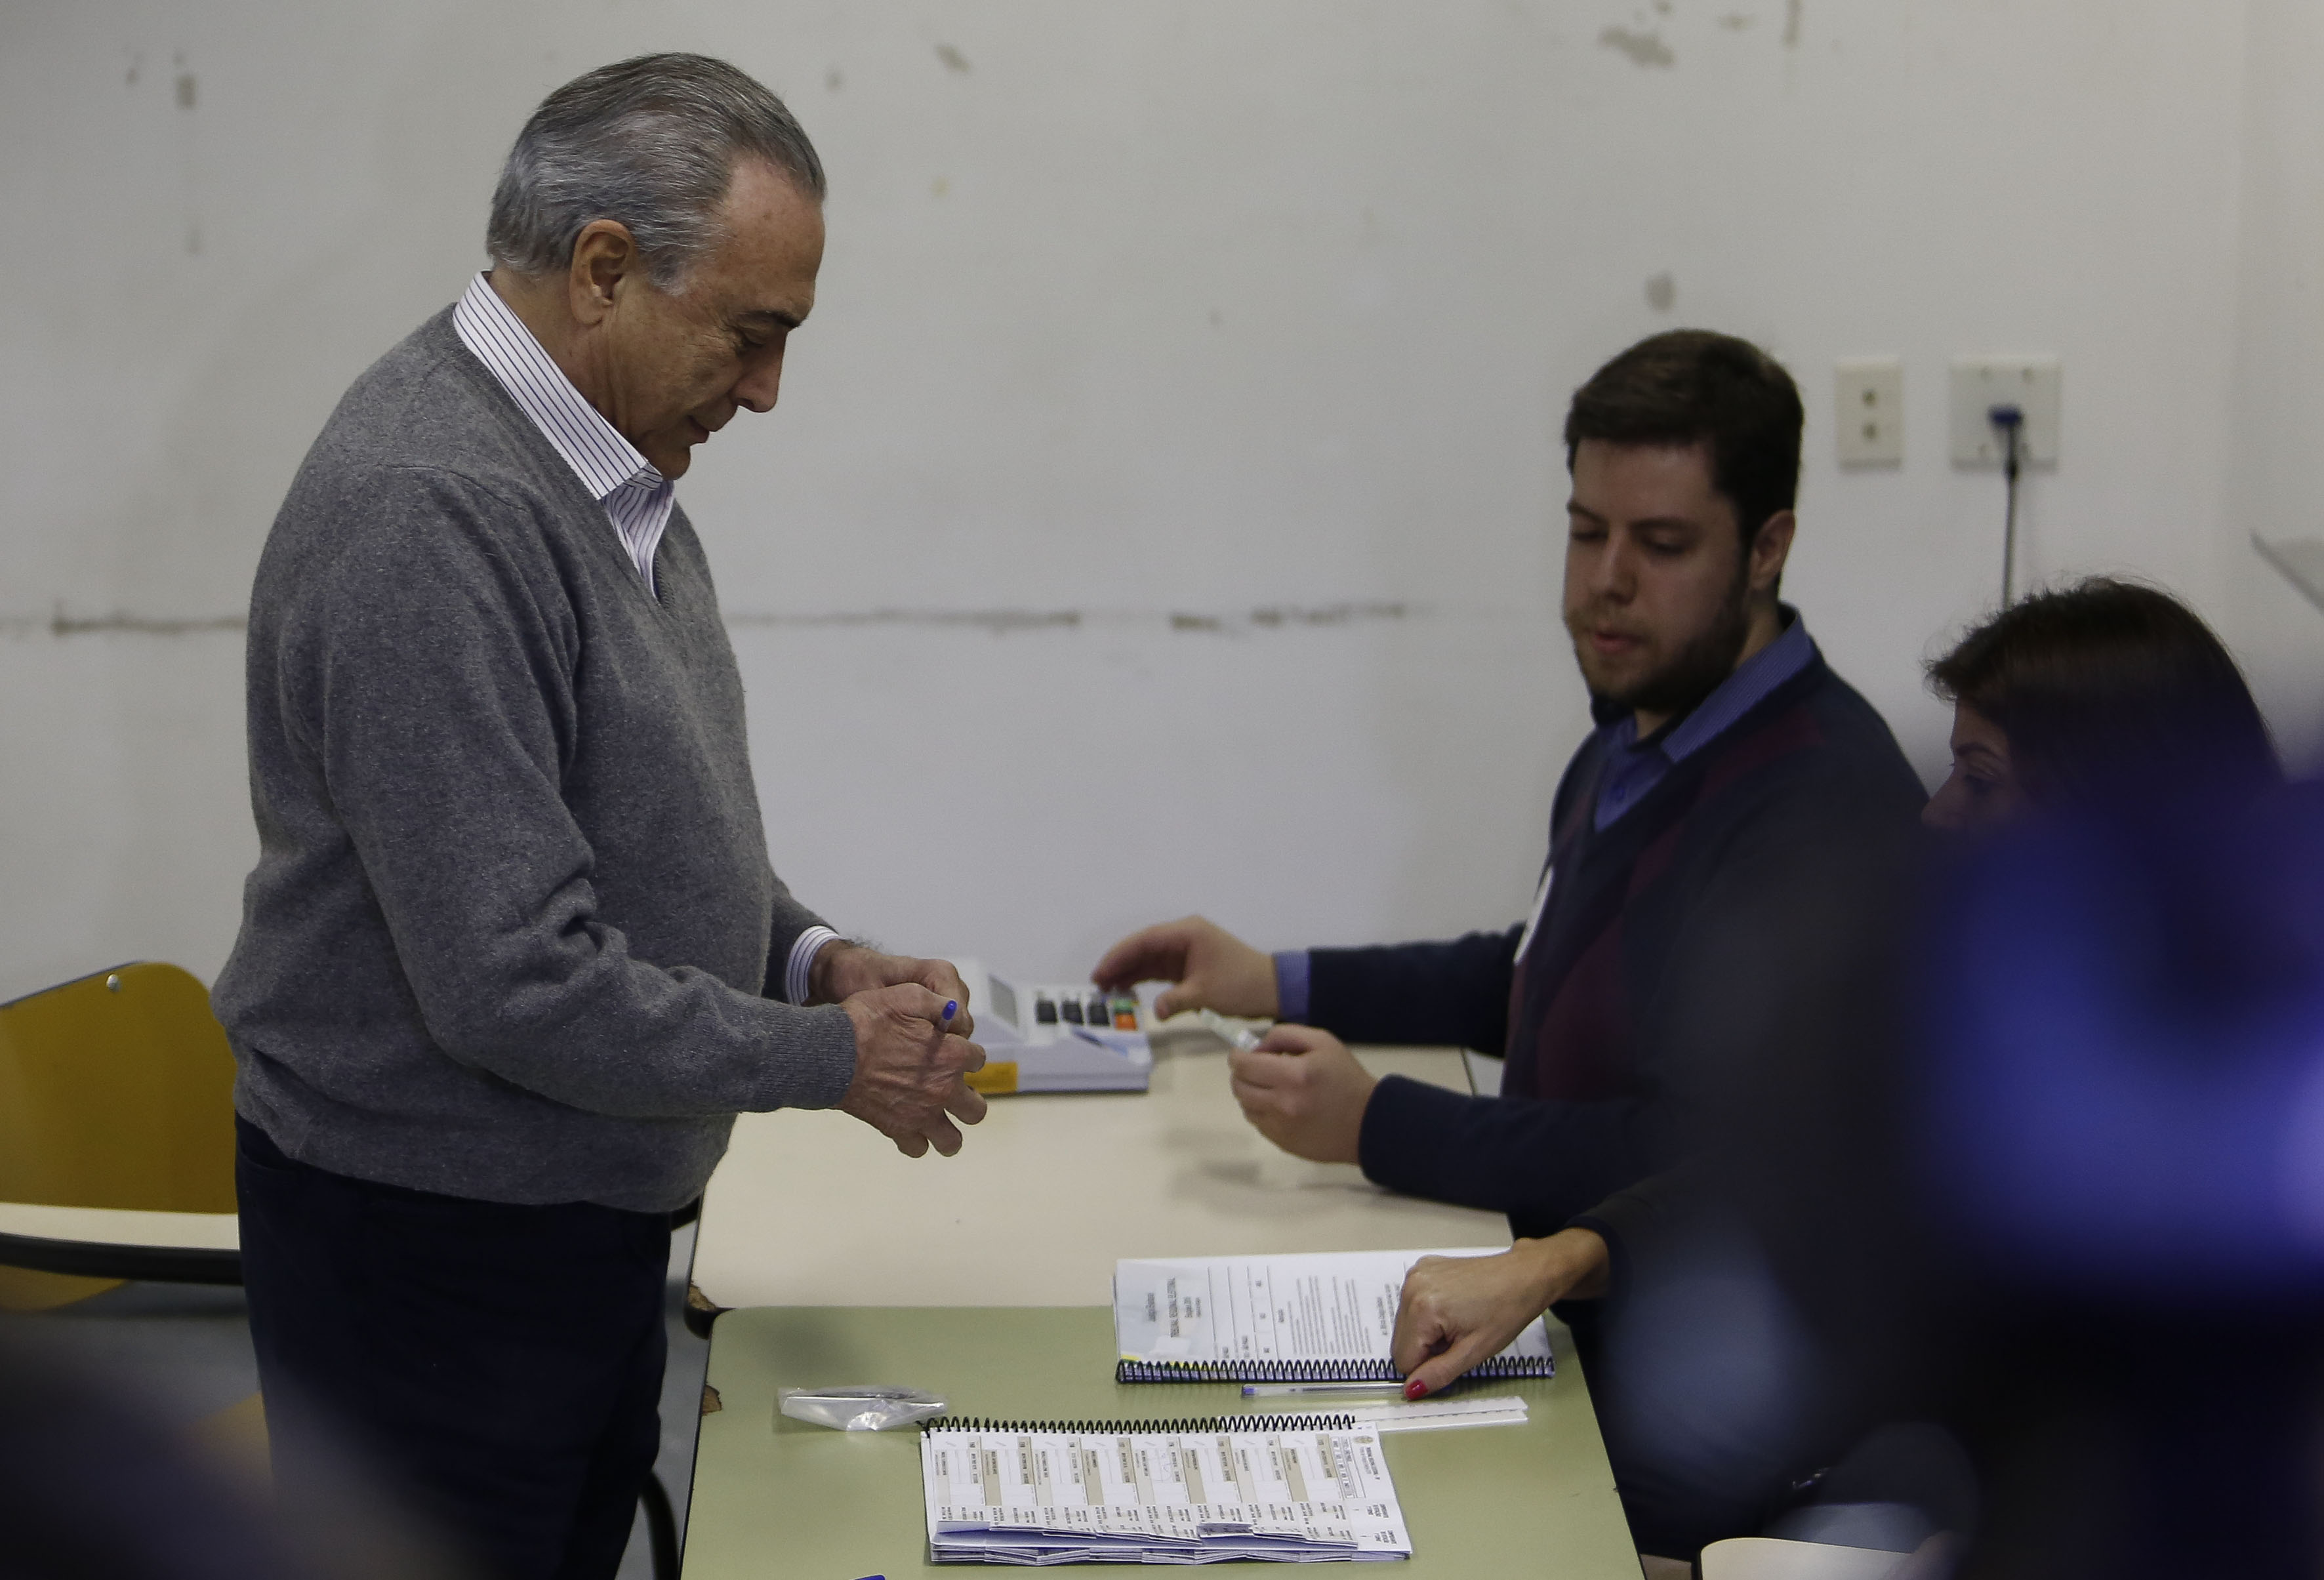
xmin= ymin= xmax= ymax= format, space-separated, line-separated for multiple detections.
xmin=1322 ymin=652 xmax=1925 ymax=1244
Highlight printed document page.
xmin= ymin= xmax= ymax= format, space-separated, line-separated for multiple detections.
xmin=1114 ymin=1248 xmax=1551 ymax=1367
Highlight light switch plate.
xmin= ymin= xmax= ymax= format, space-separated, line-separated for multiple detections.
xmin=1835 ymin=357 xmax=1905 ymax=467
xmin=1949 ymin=357 xmax=2061 ymax=466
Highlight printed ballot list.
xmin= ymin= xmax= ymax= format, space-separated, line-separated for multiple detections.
xmin=920 ymin=1419 xmax=1413 ymax=1563
xmin=1113 ymin=1249 xmax=1555 ymax=1380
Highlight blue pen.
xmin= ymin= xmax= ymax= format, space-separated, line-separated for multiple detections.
xmin=942 ymin=1000 xmax=958 ymax=1024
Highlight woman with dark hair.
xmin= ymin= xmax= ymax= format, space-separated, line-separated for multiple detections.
xmin=1894 ymin=581 xmax=2324 ymax=1575
xmin=1923 ymin=577 xmax=2279 ymax=830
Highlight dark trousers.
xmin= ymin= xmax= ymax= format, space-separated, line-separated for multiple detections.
xmin=236 ymin=1118 xmax=670 ymax=1580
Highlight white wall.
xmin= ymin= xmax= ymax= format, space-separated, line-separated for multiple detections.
xmin=0 ymin=1 xmax=2301 ymax=1003
xmin=2225 ymin=0 xmax=2324 ymax=770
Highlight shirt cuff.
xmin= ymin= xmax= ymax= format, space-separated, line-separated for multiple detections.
xmin=784 ymin=925 xmax=843 ymax=1006
xmin=1272 ymin=950 xmax=1312 ymax=1023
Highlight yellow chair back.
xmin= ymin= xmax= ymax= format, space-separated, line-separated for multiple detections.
xmin=0 ymin=962 xmax=239 ymax=1213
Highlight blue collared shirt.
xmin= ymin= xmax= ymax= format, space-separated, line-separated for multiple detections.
xmin=1271 ymin=607 xmax=1819 ymax=1021
xmin=1589 ymin=607 xmax=1817 ymax=831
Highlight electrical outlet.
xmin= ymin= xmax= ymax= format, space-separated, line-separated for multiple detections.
xmin=1949 ymin=357 xmax=2061 ymax=466
xmin=1835 ymin=358 xmax=1904 ymax=467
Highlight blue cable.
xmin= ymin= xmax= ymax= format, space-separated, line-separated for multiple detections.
xmin=1989 ymin=404 xmax=2026 ymax=603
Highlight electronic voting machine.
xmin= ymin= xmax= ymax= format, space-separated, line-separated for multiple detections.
xmin=951 ymin=960 xmax=1152 ymax=1094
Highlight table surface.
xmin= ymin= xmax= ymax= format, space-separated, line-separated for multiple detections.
xmin=685 ymin=1305 xmax=1642 ymax=1579
xmin=1700 ymin=1537 xmax=1909 ymax=1580
xmin=691 ymin=1031 xmax=1514 ymax=1309
xmin=0 ymin=1202 xmax=238 ymax=1249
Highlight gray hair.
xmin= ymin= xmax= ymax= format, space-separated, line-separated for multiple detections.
xmin=487 ymin=53 xmax=825 ymax=289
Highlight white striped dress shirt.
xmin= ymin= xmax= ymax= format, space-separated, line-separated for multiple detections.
xmin=452 ymin=273 xmax=673 ymax=597
xmin=453 ymin=272 xmax=843 ymax=1004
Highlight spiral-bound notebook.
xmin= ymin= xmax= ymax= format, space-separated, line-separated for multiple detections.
xmin=1113 ymin=1249 xmax=1557 ymax=1384
xmin=920 ymin=1413 xmax=1412 ymax=1563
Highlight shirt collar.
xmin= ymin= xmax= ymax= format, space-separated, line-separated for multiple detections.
xmin=451 ymin=272 xmax=664 ymax=505
xmin=1602 ymin=606 xmax=1818 ymax=765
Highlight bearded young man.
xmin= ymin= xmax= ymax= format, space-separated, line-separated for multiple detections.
xmin=1094 ymin=329 xmax=1926 ymax=1558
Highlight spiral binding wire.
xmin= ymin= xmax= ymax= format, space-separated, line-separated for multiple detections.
xmin=925 ymin=1413 xmax=1358 ymax=1435
xmin=1113 ymin=1354 xmax=1553 ymax=1384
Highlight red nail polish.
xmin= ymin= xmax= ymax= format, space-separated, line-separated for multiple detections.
xmin=1403 ymin=1379 xmax=1427 ymax=1400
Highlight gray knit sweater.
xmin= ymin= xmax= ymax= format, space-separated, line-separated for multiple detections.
xmin=214 ymin=307 xmax=857 ymax=1213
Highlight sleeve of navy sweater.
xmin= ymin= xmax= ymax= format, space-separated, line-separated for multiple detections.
xmin=1301 ymin=924 xmax=1619 ymax=1225
xmin=1309 ymin=925 xmax=1641 ymax=1232
xmin=1357 ymin=1078 xmax=1654 ymax=1234
xmin=1303 ymin=926 xmax=1523 ymax=1049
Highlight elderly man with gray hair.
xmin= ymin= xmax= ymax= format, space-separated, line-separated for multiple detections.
xmin=215 ymin=54 xmax=984 ymax=1577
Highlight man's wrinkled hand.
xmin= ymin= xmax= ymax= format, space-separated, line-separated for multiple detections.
xmin=816 ymin=942 xmax=974 ymax=1038
xmin=1227 ymin=1024 xmax=1375 ymax=1164
xmin=1093 ymin=916 xmax=1278 ymax=1021
xmin=836 ymin=983 xmax=987 ymax=1158
xmin=1392 ymin=1230 xmax=1608 ymax=1398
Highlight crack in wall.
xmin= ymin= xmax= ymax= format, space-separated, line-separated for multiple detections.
xmin=0 ymin=609 xmax=250 ymax=638
xmin=729 ymin=607 xmax=1082 ymax=634
xmin=3 ymin=602 xmax=1427 ymax=639
xmin=733 ymin=600 xmax=1417 ymax=636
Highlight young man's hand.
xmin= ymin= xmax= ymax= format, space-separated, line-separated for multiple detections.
xmin=1227 ymin=1024 xmax=1376 ymax=1164
xmin=1093 ymin=916 xmax=1279 ymax=1020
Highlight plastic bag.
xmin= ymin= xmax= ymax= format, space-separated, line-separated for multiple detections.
xmin=777 ymin=1384 xmax=948 ymax=1432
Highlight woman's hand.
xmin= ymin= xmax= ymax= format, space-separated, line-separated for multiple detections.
xmin=1391 ymin=1229 xmax=1609 ymax=1397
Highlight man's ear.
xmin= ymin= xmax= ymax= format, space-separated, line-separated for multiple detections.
xmin=565 ymin=220 xmax=640 ymax=329
xmin=1747 ymin=508 xmax=1797 ymax=596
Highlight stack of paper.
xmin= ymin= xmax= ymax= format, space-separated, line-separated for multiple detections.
xmin=920 ymin=1415 xmax=1412 ymax=1564
xmin=1114 ymin=1249 xmax=1556 ymax=1384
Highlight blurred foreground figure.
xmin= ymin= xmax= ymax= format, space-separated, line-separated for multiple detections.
xmin=1742 ymin=593 xmax=2317 ymax=1576
xmin=0 ymin=1339 xmax=463 ymax=1580
xmin=0 ymin=1342 xmax=307 ymax=1580
xmin=1904 ymin=786 xmax=2324 ymax=1577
